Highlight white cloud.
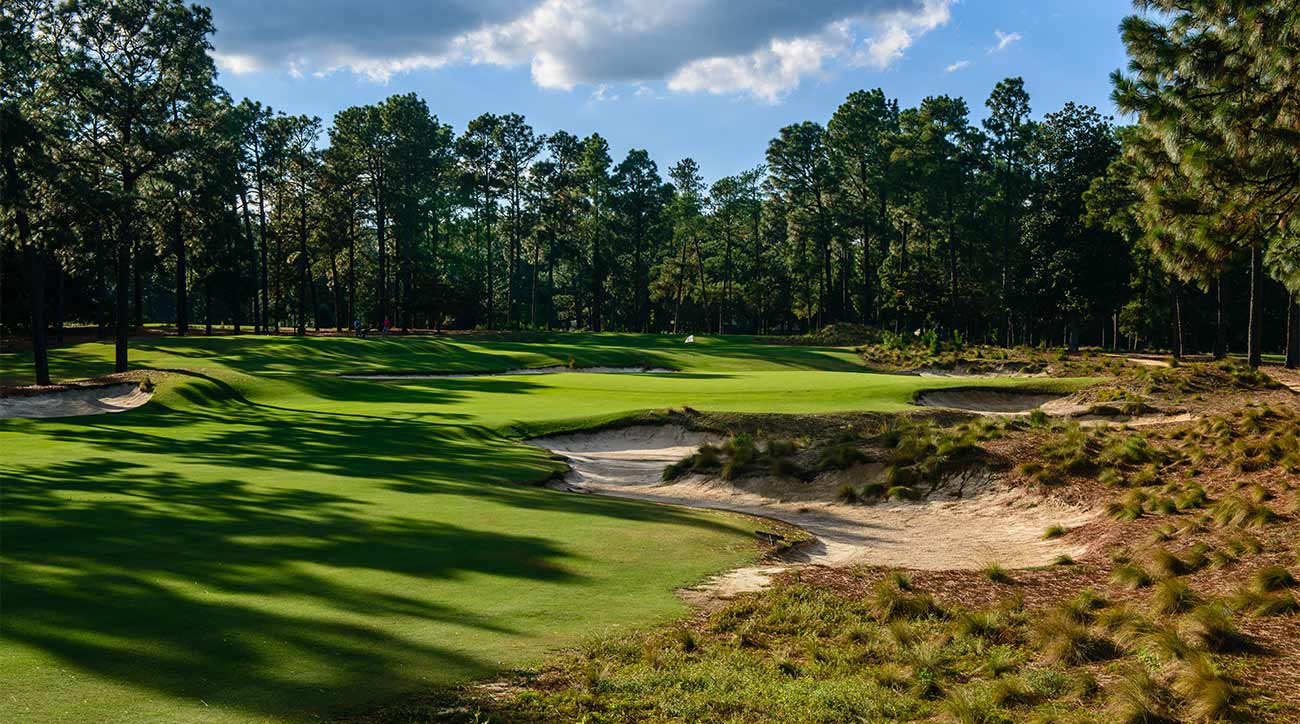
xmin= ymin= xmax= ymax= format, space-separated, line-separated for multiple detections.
xmin=945 ymin=59 xmax=970 ymax=73
xmin=589 ymin=83 xmax=620 ymax=102
xmin=206 ymin=0 xmax=955 ymax=101
xmin=668 ymin=27 xmax=851 ymax=104
xmin=989 ymin=29 xmax=1022 ymax=53
xmin=857 ymin=0 xmax=953 ymax=69
xmin=212 ymin=52 xmax=262 ymax=75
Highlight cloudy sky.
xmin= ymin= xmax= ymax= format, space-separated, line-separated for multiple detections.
xmin=206 ymin=0 xmax=1134 ymax=179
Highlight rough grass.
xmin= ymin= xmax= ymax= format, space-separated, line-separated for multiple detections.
xmin=419 ymin=569 xmax=1283 ymax=724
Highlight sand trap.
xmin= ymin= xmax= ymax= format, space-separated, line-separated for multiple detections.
xmin=341 ymin=366 xmax=672 ymax=380
xmin=913 ymin=388 xmax=1064 ymax=414
xmin=531 ymin=425 xmax=1094 ymax=575
xmin=913 ymin=363 xmax=1045 ymax=378
xmin=1101 ymin=354 xmax=1173 ymax=368
xmin=0 ymin=383 xmax=153 ymax=419
xmin=1038 ymin=398 xmax=1198 ymax=428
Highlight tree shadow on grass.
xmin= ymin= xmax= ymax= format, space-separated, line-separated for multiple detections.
xmin=1 ymin=374 xmax=760 ymax=720
xmin=1 ymin=457 xmax=579 ymax=720
xmin=12 ymin=370 xmax=761 ymax=536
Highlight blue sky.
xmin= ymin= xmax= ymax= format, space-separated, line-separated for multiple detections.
xmin=208 ymin=0 xmax=1135 ymax=181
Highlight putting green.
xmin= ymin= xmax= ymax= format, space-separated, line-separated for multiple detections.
xmin=0 ymin=334 xmax=1086 ymax=723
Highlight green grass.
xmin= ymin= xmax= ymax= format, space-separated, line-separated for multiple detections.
xmin=0 ymin=333 xmax=1090 ymax=723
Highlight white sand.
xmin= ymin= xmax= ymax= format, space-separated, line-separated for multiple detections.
xmin=1101 ymin=354 xmax=1173 ymax=368
xmin=0 ymin=383 xmax=153 ymax=419
xmin=531 ymin=425 xmax=1094 ymax=576
xmin=341 ymin=366 xmax=673 ymax=379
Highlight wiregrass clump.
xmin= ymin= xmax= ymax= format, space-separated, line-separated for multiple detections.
xmin=663 ymin=434 xmax=805 ymax=481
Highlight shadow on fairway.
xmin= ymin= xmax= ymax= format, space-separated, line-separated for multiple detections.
xmin=0 ymin=332 xmax=864 ymax=387
xmin=1 ymin=458 xmax=566 ymax=718
xmin=0 ymin=370 xmax=755 ymax=719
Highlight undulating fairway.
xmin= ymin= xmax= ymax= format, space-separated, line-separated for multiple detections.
xmin=0 ymin=334 xmax=1084 ymax=723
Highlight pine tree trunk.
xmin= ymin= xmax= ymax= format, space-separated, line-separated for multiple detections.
xmin=330 ymin=251 xmax=342 ymax=331
xmin=310 ymin=266 xmax=320 ymax=332
xmin=97 ymin=261 xmax=107 ymax=341
xmin=55 ymin=260 xmax=65 ymax=345
xmin=530 ymin=240 xmax=541 ymax=328
xmin=672 ymin=236 xmax=688 ymax=334
xmin=1246 ymin=245 xmax=1263 ymax=368
xmin=24 ymin=242 xmax=51 ymax=385
xmin=482 ymin=201 xmax=492 ymax=329
xmin=115 ymin=215 xmax=131 ymax=373
xmin=1171 ymin=284 xmax=1184 ymax=360
xmin=273 ymin=206 xmax=282 ymax=333
xmin=721 ymin=228 xmax=731 ymax=334
xmin=693 ymin=236 xmax=709 ymax=332
xmin=1213 ymin=274 xmax=1226 ymax=359
xmin=860 ymin=214 xmax=872 ymax=325
xmin=255 ymin=146 xmax=271 ymax=335
xmin=174 ymin=212 xmax=187 ymax=336
xmin=239 ymin=186 xmax=259 ymax=333
xmin=133 ymin=251 xmax=143 ymax=330
xmin=297 ymin=192 xmax=307 ymax=336
xmin=348 ymin=210 xmax=356 ymax=327
xmin=1286 ymin=293 xmax=1299 ymax=370
xmin=546 ymin=233 xmax=556 ymax=330
xmin=592 ymin=228 xmax=604 ymax=333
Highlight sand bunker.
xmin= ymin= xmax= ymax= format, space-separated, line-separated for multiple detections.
xmin=913 ymin=363 xmax=1045 ymax=378
xmin=913 ymin=388 xmax=1064 ymax=414
xmin=1038 ymin=398 xmax=1198 ymax=428
xmin=531 ymin=425 xmax=1094 ymax=575
xmin=342 ymin=366 xmax=672 ymax=380
xmin=0 ymin=382 xmax=153 ymax=419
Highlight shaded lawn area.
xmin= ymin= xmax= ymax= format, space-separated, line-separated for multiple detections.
xmin=0 ymin=331 xmax=866 ymax=388
xmin=0 ymin=335 xmax=1089 ymax=723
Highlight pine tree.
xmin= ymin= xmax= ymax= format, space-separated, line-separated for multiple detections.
xmin=1113 ymin=0 xmax=1300 ymax=367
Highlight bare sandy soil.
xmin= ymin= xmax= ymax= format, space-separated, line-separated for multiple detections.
xmin=1102 ymin=353 xmax=1173 ymax=368
xmin=0 ymin=382 xmax=153 ymax=419
xmin=913 ymin=387 xmax=1198 ymax=427
xmin=913 ymin=388 xmax=1064 ymax=414
xmin=531 ymin=425 xmax=1095 ymax=598
xmin=341 ymin=366 xmax=673 ymax=379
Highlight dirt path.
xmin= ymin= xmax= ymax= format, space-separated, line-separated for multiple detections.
xmin=531 ymin=426 xmax=1095 ymax=600
xmin=0 ymin=382 xmax=153 ymax=419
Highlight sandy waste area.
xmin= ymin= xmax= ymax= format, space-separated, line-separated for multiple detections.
xmin=531 ymin=425 xmax=1096 ymax=600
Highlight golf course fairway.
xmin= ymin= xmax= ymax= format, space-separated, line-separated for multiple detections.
xmin=0 ymin=334 xmax=1085 ymax=723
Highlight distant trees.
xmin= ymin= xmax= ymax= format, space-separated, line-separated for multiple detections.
xmin=4 ymin=0 xmax=1298 ymax=385
xmin=827 ymin=89 xmax=898 ymax=327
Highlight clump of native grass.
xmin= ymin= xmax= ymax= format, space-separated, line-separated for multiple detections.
xmin=663 ymin=432 xmax=807 ymax=481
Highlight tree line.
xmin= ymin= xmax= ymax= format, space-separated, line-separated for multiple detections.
xmin=3 ymin=0 xmax=1298 ymax=386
